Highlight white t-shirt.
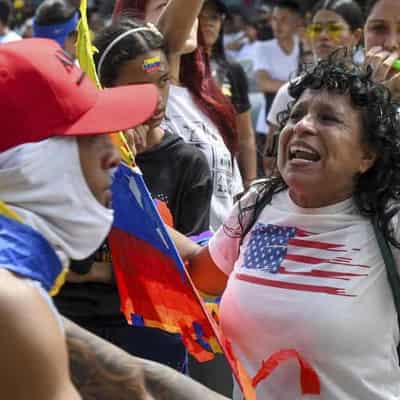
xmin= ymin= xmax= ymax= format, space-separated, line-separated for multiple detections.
xmin=0 ymin=30 xmax=21 ymax=44
xmin=164 ymin=85 xmax=243 ymax=231
xmin=209 ymin=187 xmax=400 ymax=399
xmin=224 ymin=31 xmax=248 ymax=60
xmin=254 ymin=38 xmax=299 ymax=135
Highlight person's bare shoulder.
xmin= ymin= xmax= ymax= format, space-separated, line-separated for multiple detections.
xmin=0 ymin=269 xmax=80 ymax=400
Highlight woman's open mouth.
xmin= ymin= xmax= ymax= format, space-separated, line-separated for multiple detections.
xmin=288 ymin=144 xmax=321 ymax=163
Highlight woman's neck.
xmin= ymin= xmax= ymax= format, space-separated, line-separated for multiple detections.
xmin=168 ymin=54 xmax=182 ymax=86
xmin=278 ymin=35 xmax=295 ymax=55
xmin=204 ymin=45 xmax=212 ymax=57
xmin=137 ymin=126 xmax=165 ymax=153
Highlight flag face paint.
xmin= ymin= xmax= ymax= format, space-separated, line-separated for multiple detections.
xmin=143 ymin=56 xmax=162 ymax=73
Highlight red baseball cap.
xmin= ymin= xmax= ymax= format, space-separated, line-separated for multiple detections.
xmin=0 ymin=38 xmax=159 ymax=152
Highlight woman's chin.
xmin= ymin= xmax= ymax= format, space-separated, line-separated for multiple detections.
xmin=283 ymin=171 xmax=320 ymax=194
xmin=180 ymin=39 xmax=198 ymax=55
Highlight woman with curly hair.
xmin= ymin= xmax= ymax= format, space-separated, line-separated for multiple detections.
xmin=171 ymin=57 xmax=400 ymax=399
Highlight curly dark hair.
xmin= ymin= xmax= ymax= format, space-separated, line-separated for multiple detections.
xmin=228 ymin=57 xmax=400 ymax=248
xmin=93 ymin=18 xmax=165 ymax=87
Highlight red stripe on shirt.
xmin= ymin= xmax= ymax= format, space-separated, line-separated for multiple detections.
xmin=236 ymin=273 xmax=355 ymax=296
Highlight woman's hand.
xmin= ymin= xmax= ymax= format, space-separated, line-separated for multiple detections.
xmin=365 ymin=46 xmax=400 ymax=99
xmin=124 ymin=125 xmax=150 ymax=154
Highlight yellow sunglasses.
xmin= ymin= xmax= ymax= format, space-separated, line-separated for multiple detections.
xmin=306 ymin=22 xmax=348 ymax=40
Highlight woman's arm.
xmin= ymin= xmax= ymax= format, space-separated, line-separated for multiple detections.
xmin=236 ymin=110 xmax=257 ymax=189
xmin=167 ymin=227 xmax=228 ymax=296
xmin=155 ymin=0 xmax=205 ymax=54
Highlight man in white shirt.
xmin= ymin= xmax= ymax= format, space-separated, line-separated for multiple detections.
xmin=253 ymin=0 xmax=301 ymax=175
xmin=0 ymin=0 xmax=21 ymax=44
xmin=254 ymin=0 xmax=301 ymax=134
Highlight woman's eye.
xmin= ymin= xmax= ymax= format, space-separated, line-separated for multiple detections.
xmin=368 ymin=24 xmax=388 ymax=34
xmin=320 ymin=114 xmax=339 ymax=123
xmin=159 ymin=77 xmax=170 ymax=88
xmin=289 ymin=111 xmax=303 ymax=122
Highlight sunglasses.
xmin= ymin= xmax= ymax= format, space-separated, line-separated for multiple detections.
xmin=306 ymin=22 xmax=348 ymax=40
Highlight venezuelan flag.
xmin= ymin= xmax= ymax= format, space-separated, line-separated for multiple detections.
xmin=0 ymin=202 xmax=67 ymax=296
xmin=108 ymin=163 xmax=220 ymax=361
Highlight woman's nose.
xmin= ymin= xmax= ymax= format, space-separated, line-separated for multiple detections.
xmin=383 ymin=28 xmax=400 ymax=52
xmin=293 ymin=114 xmax=317 ymax=136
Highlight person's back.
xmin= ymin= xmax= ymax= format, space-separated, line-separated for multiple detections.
xmin=136 ymin=130 xmax=212 ymax=236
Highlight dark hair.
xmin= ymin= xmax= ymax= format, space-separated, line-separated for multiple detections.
xmin=230 ymin=57 xmax=400 ymax=248
xmin=312 ymin=0 xmax=364 ymax=31
xmin=93 ymin=18 xmax=165 ymax=87
xmin=35 ymin=0 xmax=76 ymax=25
xmin=364 ymin=0 xmax=378 ymax=19
xmin=179 ymin=32 xmax=239 ymax=154
xmin=274 ymin=0 xmax=302 ymax=15
xmin=0 ymin=0 xmax=11 ymax=26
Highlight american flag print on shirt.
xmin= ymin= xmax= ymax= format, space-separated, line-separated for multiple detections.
xmin=238 ymin=223 xmax=371 ymax=297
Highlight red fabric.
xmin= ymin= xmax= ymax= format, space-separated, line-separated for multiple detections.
xmin=252 ymin=349 xmax=321 ymax=395
xmin=155 ymin=199 xmax=174 ymax=228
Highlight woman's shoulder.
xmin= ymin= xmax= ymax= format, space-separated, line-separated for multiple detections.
xmin=240 ymin=178 xmax=285 ymax=208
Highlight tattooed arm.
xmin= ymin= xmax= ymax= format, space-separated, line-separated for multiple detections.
xmin=64 ymin=317 xmax=229 ymax=400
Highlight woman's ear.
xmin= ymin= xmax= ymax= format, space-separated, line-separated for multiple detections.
xmin=359 ymin=148 xmax=377 ymax=174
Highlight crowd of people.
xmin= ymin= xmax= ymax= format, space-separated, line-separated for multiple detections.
xmin=1 ymin=0 xmax=400 ymax=399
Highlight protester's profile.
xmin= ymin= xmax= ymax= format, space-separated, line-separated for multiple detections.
xmin=0 ymin=37 xmax=158 ymax=400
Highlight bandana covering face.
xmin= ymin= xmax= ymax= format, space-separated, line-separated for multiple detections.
xmin=0 ymin=136 xmax=114 ymax=266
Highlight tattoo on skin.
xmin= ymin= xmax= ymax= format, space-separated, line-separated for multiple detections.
xmin=65 ymin=318 xmax=149 ymax=400
xmin=63 ymin=318 xmax=228 ymax=400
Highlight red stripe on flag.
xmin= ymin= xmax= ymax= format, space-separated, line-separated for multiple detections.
xmin=236 ymin=273 xmax=355 ymax=296
xmin=285 ymin=253 xmax=369 ymax=269
xmin=288 ymin=238 xmax=346 ymax=252
xmin=279 ymin=267 xmax=368 ymax=280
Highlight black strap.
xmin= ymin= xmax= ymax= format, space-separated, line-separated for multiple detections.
xmin=372 ymin=218 xmax=400 ymax=359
